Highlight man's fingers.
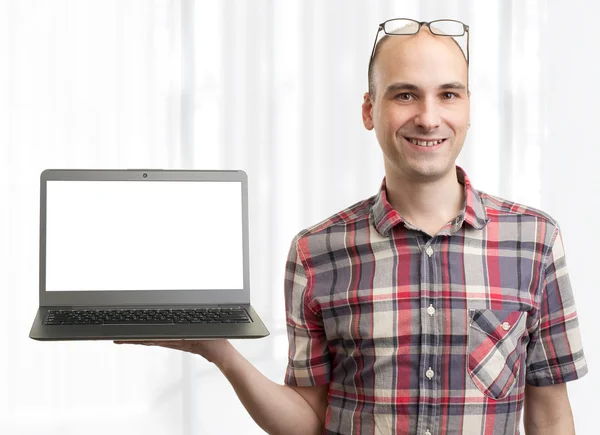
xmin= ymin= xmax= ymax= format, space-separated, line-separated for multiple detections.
xmin=113 ymin=340 xmax=199 ymax=355
xmin=148 ymin=340 xmax=187 ymax=350
xmin=114 ymin=339 xmax=188 ymax=349
xmin=114 ymin=340 xmax=154 ymax=345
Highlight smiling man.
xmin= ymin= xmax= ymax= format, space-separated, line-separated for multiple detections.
xmin=282 ymin=19 xmax=587 ymax=435
xmin=118 ymin=19 xmax=587 ymax=435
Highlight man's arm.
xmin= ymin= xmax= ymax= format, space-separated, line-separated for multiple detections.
xmin=523 ymin=383 xmax=575 ymax=435
xmin=116 ymin=339 xmax=328 ymax=435
xmin=216 ymin=340 xmax=328 ymax=434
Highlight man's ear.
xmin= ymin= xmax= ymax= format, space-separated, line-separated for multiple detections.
xmin=362 ymin=92 xmax=374 ymax=130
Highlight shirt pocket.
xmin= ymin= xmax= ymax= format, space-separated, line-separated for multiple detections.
xmin=467 ymin=308 xmax=527 ymax=400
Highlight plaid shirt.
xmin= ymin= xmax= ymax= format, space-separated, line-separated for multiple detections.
xmin=284 ymin=166 xmax=587 ymax=435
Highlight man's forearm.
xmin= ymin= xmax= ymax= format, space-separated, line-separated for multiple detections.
xmin=524 ymin=383 xmax=576 ymax=435
xmin=213 ymin=342 xmax=323 ymax=435
xmin=524 ymin=414 xmax=576 ymax=435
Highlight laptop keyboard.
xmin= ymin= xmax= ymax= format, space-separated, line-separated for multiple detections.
xmin=44 ymin=307 xmax=251 ymax=325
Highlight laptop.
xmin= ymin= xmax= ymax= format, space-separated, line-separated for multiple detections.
xmin=29 ymin=169 xmax=269 ymax=341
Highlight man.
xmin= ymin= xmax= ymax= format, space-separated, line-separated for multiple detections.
xmin=118 ymin=19 xmax=587 ymax=435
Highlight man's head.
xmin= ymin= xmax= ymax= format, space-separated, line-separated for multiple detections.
xmin=362 ymin=24 xmax=470 ymax=182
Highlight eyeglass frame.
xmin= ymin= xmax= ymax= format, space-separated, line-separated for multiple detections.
xmin=368 ymin=18 xmax=470 ymax=83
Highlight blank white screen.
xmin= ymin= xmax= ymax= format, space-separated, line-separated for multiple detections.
xmin=45 ymin=180 xmax=244 ymax=291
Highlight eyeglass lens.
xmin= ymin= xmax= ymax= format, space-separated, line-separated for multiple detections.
xmin=383 ymin=19 xmax=465 ymax=37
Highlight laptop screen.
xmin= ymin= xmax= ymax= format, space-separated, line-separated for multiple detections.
xmin=45 ymin=180 xmax=244 ymax=291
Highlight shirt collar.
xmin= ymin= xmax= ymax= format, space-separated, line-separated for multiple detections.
xmin=371 ymin=165 xmax=490 ymax=237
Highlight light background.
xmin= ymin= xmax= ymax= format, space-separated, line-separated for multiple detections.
xmin=0 ymin=0 xmax=597 ymax=434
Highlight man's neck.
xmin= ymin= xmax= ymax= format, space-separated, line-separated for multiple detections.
xmin=384 ymin=165 xmax=464 ymax=237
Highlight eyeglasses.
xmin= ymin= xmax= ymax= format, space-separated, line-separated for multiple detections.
xmin=368 ymin=18 xmax=470 ymax=80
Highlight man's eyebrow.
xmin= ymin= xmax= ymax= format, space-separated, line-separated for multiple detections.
xmin=439 ymin=82 xmax=467 ymax=91
xmin=384 ymin=82 xmax=420 ymax=95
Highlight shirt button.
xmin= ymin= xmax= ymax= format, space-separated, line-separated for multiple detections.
xmin=426 ymin=246 xmax=434 ymax=257
xmin=502 ymin=322 xmax=510 ymax=331
xmin=426 ymin=368 xmax=434 ymax=379
xmin=427 ymin=305 xmax=435 ymax=316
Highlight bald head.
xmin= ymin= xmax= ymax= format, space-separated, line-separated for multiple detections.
xmin=368 ymin=27 xmax=468 ymax=98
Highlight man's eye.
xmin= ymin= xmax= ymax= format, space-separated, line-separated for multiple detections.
xmin=396 ymin=93 xmax=414 ymax=101
xmin=442 ymin=92 xmax=458 ymax=100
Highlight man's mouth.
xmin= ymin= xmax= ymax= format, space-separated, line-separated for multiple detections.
xmin=403 ymin=137 xmax=447 ymax=147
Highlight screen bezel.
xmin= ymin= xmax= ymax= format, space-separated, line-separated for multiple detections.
xmin=39 ymin=169 xmax=251 ymax=306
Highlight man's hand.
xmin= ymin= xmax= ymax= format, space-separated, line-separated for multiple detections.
xmin=114 ymin=339 xmax=232 ymax=365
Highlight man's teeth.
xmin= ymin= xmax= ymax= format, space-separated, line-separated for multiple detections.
xmin=407 ymin=138 xmax=444 ymax=147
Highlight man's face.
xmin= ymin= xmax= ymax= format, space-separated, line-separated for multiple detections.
xmin=362 ymin=28 xmax=470 ymax=181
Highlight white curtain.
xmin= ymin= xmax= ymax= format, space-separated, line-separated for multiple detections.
xmin=1 ymin=1 xmax=594 ymax=434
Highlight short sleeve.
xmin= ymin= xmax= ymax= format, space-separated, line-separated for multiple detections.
xmin=283 ymin=236 xmax=331 ymax=387
xmin=525 ymin=227 xmax=588 ymax=386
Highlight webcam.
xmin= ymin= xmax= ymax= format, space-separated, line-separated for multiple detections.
xmin=143 ymin=173 xmax=148 ymax=178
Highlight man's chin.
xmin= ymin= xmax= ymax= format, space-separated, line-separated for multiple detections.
xmin=402 ymin=161 xmax=455 ymax=181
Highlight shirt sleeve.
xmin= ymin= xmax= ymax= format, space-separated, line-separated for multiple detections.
xmin=525 ymin=227 xmax=588 ymax=386
xmin=283 ymin=235 xmax=332 ymax=387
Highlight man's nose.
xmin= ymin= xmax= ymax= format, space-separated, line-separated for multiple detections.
xmin=414 ymin=100 xmax=441 ymax=131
